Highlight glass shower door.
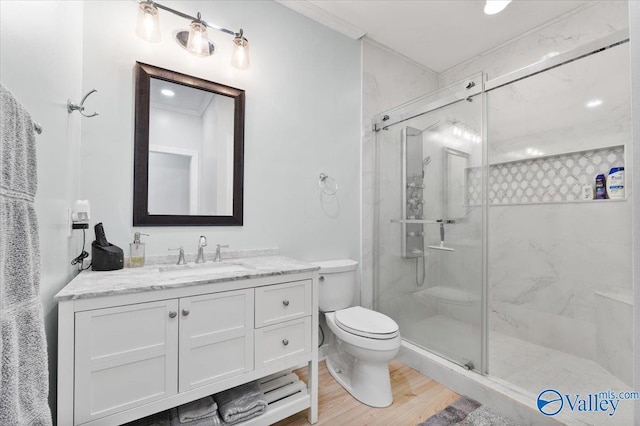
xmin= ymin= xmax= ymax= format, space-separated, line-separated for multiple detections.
xmin=374 ymin=75 xmax=486 ymax=371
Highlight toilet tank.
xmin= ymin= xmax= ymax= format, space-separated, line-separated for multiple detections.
xmin=312 ymin=259 xmax=358 ymax=312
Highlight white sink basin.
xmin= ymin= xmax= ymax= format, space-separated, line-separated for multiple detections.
xmin=158 ymin=262 xmax=252 ymax=275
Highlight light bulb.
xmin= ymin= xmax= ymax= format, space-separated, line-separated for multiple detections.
xmin=135 ymin=2 xmax=161 ymax=43
xmin=586 ymin=99 xmax=603 ymax=108
xmin=484 ymin=0 xmax=512 ymax=15
xmin=231 ymin=34 xmax=250 ymax=70
xmin=186 ymin=20 xmax=210 ymax=57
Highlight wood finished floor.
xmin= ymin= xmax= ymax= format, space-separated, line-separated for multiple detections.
xmin=274 ymin=360 xmax=459 ymax=426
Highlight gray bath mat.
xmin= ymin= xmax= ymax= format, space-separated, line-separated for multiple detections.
xmin=418 ymin=396 xmax=518 ymax=426
xmin=457 ymin=406 xmax=518 ymax=426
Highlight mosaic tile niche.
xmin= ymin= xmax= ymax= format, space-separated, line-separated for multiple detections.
xmin=468 ymin=145 xmax=625 ymax=205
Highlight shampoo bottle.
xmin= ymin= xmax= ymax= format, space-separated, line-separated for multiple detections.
xmin=595 ymin=174 xmax=606 ymax=200
xmin=130 ymin=232 xmax=148 ymax=267
xmin=606 ymin=167 xmax=625 ymax=199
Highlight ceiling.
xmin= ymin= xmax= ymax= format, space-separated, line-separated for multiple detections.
xmin=277 ymin=0 xmax=590 ymax=72
xmin=150 ymin=79 xmax=214 ymax=116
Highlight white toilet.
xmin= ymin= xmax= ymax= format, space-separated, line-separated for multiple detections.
xmin=313 ymin=259 xmax=401 ymax=408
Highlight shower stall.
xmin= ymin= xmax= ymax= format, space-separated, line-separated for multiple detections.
xmin=373 ymin=32 xmax=633 ymax=424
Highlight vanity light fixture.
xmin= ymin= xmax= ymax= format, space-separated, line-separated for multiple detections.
xmin=184 ymin=14 xmax=212 ymax=57
xmin=135 ymin=1 xmax=161 ymax=42
xmin=484 ymin=0 xmax=512 ymax=15
xmin=231 ymin=29 xmax=250 ymax=70
xmin=134 ymin=0 xmax=250 ymax=69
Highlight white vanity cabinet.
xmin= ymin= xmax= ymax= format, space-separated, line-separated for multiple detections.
xmin=56 ymin=258 xmax=318 ymax=426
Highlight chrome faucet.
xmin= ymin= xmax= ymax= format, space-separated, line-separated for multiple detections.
xmin=213 ymin=244 xmax=229 ymax=262
xmin=196 ymin=236 xmax=207 ymax=263
xmin=169 ymin=246 xmax=186 ymax=265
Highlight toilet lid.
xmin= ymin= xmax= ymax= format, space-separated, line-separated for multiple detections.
xmin=335 ymin=306 xmax=399 ymax=339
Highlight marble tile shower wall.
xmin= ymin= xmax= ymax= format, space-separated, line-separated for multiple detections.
xmin=489 ymin=200 xmax=631 ymax=361
xmin=361 ymin=40 xmax=439 ymax=309
xmin=467 ymin=145 xmax=625 ymax=205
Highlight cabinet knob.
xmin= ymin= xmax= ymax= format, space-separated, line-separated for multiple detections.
xmin=319 ymin=276 xmax=325 ymax=282
xmin=282 ymin=299 xmax=290 ymax=307
xmin=169 ymin=311 xmax=177 ymax=318
xmin=182 ymin=309 xmax=190 ymax=316
xmin=282 ymin=339 xmax=289 ymax=346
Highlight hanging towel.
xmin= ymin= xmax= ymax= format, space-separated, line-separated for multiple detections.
xmin=178 ymin=396 xmax=218 ymax=423
xmin=214 ymin=381 xmax=268 ymax=425
xmin=0 ymin=83 xmax=52 ymax=425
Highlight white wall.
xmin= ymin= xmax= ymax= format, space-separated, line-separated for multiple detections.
xmin=200 ymin=95 xmax=235 ymax=215
xmin=361 ymin=39 xmax=439 ymax=309
xmin=629 ymin=1 xmax=640 ymax=420
xmin=149 ymin=108 xmax=203 ymax=153
xmin=0 ymin=0 xmax=84 ymax=418
xmin=80 ymin=0 xmax=361 ymax=263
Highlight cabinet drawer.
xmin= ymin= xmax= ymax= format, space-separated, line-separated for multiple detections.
xmin=255 ymin=280 xmax=312 ymax=327
xmin=255 ymin=317 xmax=311 ymax=368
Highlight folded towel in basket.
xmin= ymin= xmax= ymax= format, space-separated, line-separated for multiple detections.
xmin=178 ymin=396 xmax=218 ymax=423
xmin=214 ymin=381 xmax=268 ymax=425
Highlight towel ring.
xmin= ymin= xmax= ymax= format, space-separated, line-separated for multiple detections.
xmin=319 ymin=173 xmax=337 ymax=195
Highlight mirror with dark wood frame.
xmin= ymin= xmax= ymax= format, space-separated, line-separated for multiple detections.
xmin=133 ymin=62 xmax=245 ymax=226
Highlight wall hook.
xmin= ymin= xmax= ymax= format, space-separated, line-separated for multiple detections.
xmin=67 ymin=89 xmax=99 ymax=118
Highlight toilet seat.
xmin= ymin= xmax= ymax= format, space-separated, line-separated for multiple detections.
xmin=334 ymin=306 xmax=399 ymax=340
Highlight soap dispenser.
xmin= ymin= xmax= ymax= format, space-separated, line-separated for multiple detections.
xmin=130 ymin=232 xmax=148 ymax=267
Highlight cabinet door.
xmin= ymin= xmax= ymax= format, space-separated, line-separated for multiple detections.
xmin=179 ymin=288 xmax=254 ymax=392
xmin=74 ymin=300 xmax=179 ymax=424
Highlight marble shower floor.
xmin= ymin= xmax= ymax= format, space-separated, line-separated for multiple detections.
xmin=406 ymin=315 xmax=634 ymax=425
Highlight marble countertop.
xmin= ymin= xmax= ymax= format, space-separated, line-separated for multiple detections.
xmin=54 ymin=255 xmax=319 ymax=302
